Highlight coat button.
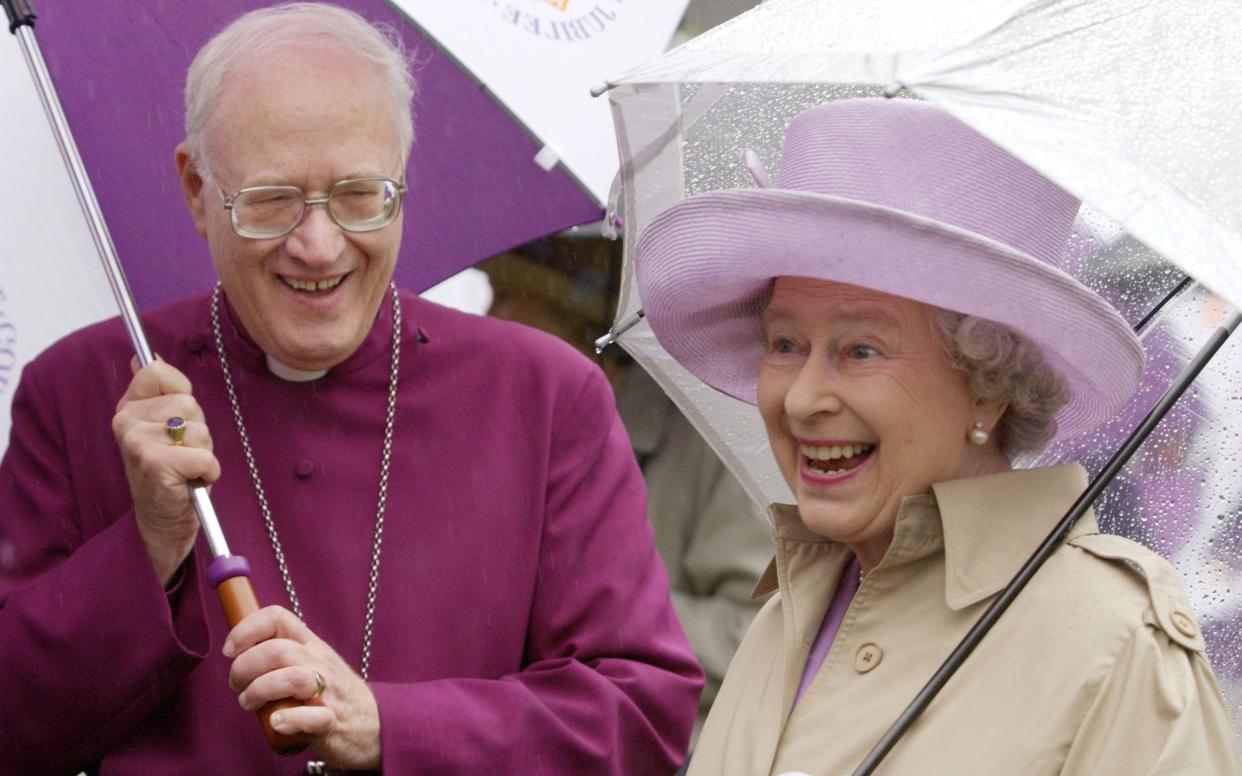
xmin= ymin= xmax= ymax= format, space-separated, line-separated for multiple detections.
xmin=295 ymin=459 xmax=315 ymax=479
xmin=185 ymin=333 xmax=208 ymax=354
xmin=855 ymin=643 xmax=883 ymax=673
xmin=1170 ymin=611 xmax=1198 ymax=638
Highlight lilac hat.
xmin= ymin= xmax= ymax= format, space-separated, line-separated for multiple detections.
xmin=635 ymin=98 xmax=1144 ymax=441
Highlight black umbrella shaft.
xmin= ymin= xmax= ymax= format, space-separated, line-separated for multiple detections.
xmin=854 ymin=307 xmax=1242 ymax=776
xmin=9 ymin=20 xmax=232 ymax=560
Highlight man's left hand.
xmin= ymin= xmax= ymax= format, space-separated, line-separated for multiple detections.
xmin=225 ymin=606 xmax=381 ymax=769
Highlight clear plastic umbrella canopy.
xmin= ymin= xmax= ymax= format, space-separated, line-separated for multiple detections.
xmin=603 ymin=0 xmax=1242 ymax=731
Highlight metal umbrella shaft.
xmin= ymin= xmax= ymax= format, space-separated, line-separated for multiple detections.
xmin=854 ymin=306 xmax=1242 ymax=776
xmin=5 ymin=5 xmax=307 ymax=755
xmin=8 ymin=14 xmax=233 ymax=563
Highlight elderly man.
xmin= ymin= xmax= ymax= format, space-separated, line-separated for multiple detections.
xmin=0 ymin=3 xmax=701 ymax=773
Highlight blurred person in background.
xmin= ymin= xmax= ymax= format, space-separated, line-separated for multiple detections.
xmin=484 ymin=239 xmax=772 ymax=742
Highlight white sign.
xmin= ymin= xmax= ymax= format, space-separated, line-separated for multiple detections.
xmin=0 ymin=38 xmax=118 ymax=455
xmin=395 ymin=0 xmax=690 ymax=206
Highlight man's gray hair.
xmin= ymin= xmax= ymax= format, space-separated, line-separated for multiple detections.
xmin=934 ymin=310 xmax=1071 ymax=459
xmin=184 ymin=2 xmax=415 ymax=177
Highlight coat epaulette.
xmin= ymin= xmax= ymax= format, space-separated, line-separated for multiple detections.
xmin=1070 ymin=533 xmax=1207 ymax=653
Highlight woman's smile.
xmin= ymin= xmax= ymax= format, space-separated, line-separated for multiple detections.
xmin=797 ymin=440 xmax=876 ymax=483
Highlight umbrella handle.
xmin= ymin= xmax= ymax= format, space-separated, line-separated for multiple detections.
xmin=213 ymin=561 xmax=311 ymax=755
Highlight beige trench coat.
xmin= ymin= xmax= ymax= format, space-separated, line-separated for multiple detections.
xmin=689 ymin=464 xmax=1242 ymax=776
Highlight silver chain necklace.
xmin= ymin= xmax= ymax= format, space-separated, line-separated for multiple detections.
xmin=210 ymin=282 xmax=400 ymax=680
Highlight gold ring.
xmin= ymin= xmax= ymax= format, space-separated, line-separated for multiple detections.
xmin=312 ymin=670 xmax=326 ymax=699
xmin=165 ymin=417 xmax=186 ymax=446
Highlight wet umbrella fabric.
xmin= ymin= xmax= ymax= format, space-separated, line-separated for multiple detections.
xmin=601 ymin=0 xmax=1242 ymax=744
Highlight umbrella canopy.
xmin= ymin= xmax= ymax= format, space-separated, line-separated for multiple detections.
xmin=0 ymin=0 xmax=688 ymax=445
xmin=603 ymin=0 xmax=1242 ymax=734
xmin=403 ymin=0 xmax=689 ymax=207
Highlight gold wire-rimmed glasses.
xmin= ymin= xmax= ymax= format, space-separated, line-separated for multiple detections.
xmin=214 ymin=177 xmax=408 ymax=239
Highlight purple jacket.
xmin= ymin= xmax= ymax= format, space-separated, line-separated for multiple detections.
xmin=0 ymin=289 xmax=702 ymax=774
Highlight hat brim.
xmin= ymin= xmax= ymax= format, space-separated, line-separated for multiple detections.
xmin=635 ymin=189 xmax=1145 ymax=441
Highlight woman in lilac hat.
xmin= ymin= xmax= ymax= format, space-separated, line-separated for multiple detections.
xmin=636 ymin=98 xmax=1242 ymax=775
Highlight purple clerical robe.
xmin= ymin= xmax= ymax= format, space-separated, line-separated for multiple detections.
xmin=0 ymin=289 xmax=703 ymax=775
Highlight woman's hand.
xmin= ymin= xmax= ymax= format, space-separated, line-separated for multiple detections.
xmin=226 ymin=606 xmax=381 ymax=770
xmin=111 ymin=357 xmax=220 ymax=585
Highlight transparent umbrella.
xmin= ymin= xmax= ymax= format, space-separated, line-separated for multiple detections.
xmin=596 ymin=0 xmax=1242 ymax=754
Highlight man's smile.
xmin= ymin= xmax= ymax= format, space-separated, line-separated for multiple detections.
xmin=278 ymin=272 xmax=349 ymax=293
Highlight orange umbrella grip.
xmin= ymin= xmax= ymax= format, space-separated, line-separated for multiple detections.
xmin=214 ymin=563 xmax=310 ymax=756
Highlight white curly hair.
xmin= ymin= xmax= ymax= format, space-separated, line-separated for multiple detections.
xmin=933 ymin=310 xmax=1071 ymax=458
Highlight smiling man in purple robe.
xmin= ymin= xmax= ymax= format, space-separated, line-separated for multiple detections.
xmin=0 ymin=3 xmax=701 ymax=773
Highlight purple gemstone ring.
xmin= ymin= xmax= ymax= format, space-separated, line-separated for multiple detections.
xmin=165 ymin=416 xmax=187 ymax=446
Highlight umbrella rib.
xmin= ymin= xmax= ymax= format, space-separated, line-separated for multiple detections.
xmin=1134 ymin=274 xmax=1193 ymax=334
xmin=852 ymin=307 xmax=1242 ymax=776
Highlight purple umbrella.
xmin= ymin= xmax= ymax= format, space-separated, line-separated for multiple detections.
xmin=33 ymin=0 xmax=603 ymax=308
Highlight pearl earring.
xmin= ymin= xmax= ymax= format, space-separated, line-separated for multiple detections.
xmin=969 ymin=422 xmax=989 ymax=446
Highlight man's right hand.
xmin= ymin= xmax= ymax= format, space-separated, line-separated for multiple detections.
xmin=111 ymin=357 xmax=221 ymax=585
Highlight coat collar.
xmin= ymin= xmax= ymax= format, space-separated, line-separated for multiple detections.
xmin=752 ymin=464 xmax=1098 ymax=610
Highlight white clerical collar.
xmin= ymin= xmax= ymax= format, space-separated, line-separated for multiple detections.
xmin=266 ymin=354 xmax=329 ymax=382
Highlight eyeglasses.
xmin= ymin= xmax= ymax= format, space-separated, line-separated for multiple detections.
xmin=215 ymin=177 xmax=408 ymax=239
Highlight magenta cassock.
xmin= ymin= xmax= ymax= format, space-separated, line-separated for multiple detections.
xmin=0 ymin=290 xmax=702 ymax=774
